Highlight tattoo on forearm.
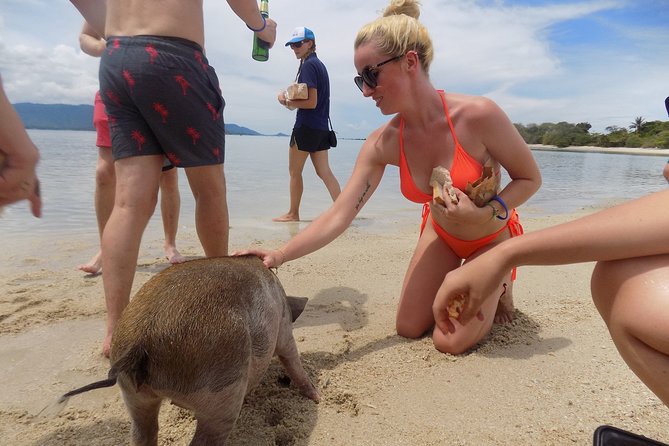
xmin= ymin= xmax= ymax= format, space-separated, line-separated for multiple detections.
xmin=355 ymin=181 xmax=371 ymax=210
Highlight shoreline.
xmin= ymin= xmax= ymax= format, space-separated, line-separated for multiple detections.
xmin=2 ymin=210 xmax=668 ymax=445
xmin=530 ymin=143 xmax=668 ymax=157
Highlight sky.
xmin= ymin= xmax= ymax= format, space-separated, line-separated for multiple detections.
xmin=0 ymin=0 xmax=668 ymax=138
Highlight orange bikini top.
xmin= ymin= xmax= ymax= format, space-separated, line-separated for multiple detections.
xmin=399 ymin=90 xmax=483 ymax=204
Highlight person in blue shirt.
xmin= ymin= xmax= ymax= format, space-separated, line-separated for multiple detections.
xmin=274 ymin=27 xmax=341 ymax=222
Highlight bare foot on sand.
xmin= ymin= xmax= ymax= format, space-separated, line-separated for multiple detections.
xmin=272 ymin=213 xmax=299 ymax=222
xmin=165 ymin=245 xmax=186 ymax=264
xmin=494 ymin=283 xmax=515 ymax=324
xmin=78 ymin=251 xmax=102 ymax=275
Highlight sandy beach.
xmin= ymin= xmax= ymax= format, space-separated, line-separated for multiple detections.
xmin=2 ymin=203 xmax=669 ymax=446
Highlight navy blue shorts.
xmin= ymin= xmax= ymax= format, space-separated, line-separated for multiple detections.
xmin=99 ymin=35 xmax=225 ymax=167
xmin=290 ymin=126 xmax=332 ymax=152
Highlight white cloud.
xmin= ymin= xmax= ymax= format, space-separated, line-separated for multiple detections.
xmin=0 ymin=0 xmax=667 ymax=137
xmin=1 ymin=44 xmax=99 ymax=104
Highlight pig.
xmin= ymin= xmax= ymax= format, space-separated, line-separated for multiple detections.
xmin=57 ymin=255 xmax=320 ymax=445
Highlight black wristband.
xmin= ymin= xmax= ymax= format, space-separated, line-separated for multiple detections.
xmin=246 ymin=15 xmax=267 ymax=32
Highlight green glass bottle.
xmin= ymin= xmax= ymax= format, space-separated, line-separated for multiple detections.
xmin=251 ymin=0 xmax=270 ymax=62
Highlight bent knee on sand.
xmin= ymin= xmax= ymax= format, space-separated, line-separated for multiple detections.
xmin=395 ymin=319 xmax=429 ymax=340
xmin=396 ymin=322 xmax=477 ymax=355
xmin=431 ymin=325 xmax=486 ymax=355
xmin=432 ymin=337 xmax=473 ymax=355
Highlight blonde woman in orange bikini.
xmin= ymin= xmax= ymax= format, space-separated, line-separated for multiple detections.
xmin=434 ymin=189 xmax=669 ymax=405
xmin=238 ymin=0 xmax=541 ymax=354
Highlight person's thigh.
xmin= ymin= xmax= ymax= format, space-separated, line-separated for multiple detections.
xmin=184 ymin=164 xmax=228 ymax=256
xmin=396 ymin=219 xmax=462 ymax=338
xmin=96 ymin=147 xmax=115 ymax=183
xmin=288 ymin=145 xmax=309 ymax=174
xmin=591 ymin=254 xmax=669 ymax=405
xmin=93 ymin=92 xmax=112 ymax=148
xmin=160 ymin=166 xmax=178 ymax=189
xmin=113 ymin=155 xmax=164 ymax=213
xmin=184 ymin=163 xmax=226 ymax=199
xmin=592 ymin=255 xmax=669 ymax=346
xmin=309 ymin=150 xmax=332 ymax=175
xmin=98 ymin=146 xmax=114 ymax=166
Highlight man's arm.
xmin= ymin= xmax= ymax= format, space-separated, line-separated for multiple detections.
xmin=79 ymin=21 xmax=106 ymax=57
xmin=70 ymin=0 xmax=106 ymax=37
xmin=226 ymin=0 xmax=276 ymax=48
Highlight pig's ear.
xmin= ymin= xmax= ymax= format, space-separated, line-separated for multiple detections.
xmin=286 ymin=296 xmax=308 ymax=322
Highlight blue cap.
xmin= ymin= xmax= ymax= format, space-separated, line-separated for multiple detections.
xmin=285 ymin=27 xmax=315 ymax=46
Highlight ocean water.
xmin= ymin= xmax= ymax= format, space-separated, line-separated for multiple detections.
xmin=1 ymin=129 xmax=667 ymax=241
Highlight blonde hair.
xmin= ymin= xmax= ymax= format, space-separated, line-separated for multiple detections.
xmin=354 ymin=0 xmax=433 ymax=74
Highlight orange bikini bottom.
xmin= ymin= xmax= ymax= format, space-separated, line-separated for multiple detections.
xmin=420 ymin=204 xmax=524 ymax=280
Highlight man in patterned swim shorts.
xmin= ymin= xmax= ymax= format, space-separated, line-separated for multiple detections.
xmin=70 ymin=0 xmax=277 ymax=357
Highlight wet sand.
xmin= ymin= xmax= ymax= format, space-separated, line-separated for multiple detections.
xmin=2 ymin=208 xmax=668 ymax=445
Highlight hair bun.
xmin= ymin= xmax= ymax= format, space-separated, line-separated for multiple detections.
xmin=383 ymin=0 xmax=421 ymax=19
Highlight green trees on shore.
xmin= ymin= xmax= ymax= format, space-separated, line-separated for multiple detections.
xmin=515 ymin=119 xmax=669 ymax=149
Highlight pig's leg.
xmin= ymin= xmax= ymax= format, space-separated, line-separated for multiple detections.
xmin=119 ymin=385 xmax=161 ymax=446
xmin=189 ymin=381 xmax=248 ymax=445
xmin=275 ymin=331 xmax=320 ymax=402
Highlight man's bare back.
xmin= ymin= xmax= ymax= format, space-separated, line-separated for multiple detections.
xmin=73 ymin=0 xmax=276 ymax=51
xmin=106 ymin=0 xmax=205 ymax=46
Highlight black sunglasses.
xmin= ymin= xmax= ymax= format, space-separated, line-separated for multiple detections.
xmin=354 ymin=55 xmax=403 ymax=92
xmin=289 ymin=40 xmax=308 ymax=49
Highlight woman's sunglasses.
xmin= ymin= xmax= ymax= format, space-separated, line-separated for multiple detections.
xmin=354 ymin=55 xmax=403 ymax=92
xmin=289 ymin=40 xmax=308 ymax=49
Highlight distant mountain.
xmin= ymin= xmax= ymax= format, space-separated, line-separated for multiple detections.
xmin=13 ymin=102 xmax=268 ymax=136
xmin=15 ymin=103 xmax=95 ymax=131
xmin=224 ymin=123 xmax=261 ymax=136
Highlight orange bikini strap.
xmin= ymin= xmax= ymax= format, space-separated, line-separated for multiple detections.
xmin=398 ymin=116 xmax=407 ymax=165
xmin=438 ymin=90 xmax=461 ymax=149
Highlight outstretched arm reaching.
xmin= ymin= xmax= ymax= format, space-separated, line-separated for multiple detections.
xmin=235 ymin=134 xmax=386 ymax=267
xmin=433 ymin=189 xmax=669 ymax=334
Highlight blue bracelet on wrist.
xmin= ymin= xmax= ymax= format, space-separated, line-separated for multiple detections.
xmin=491 ymin=195 xmax=509 ymax=220
xmin=246 ymin=15 xmax=267 ymax=32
